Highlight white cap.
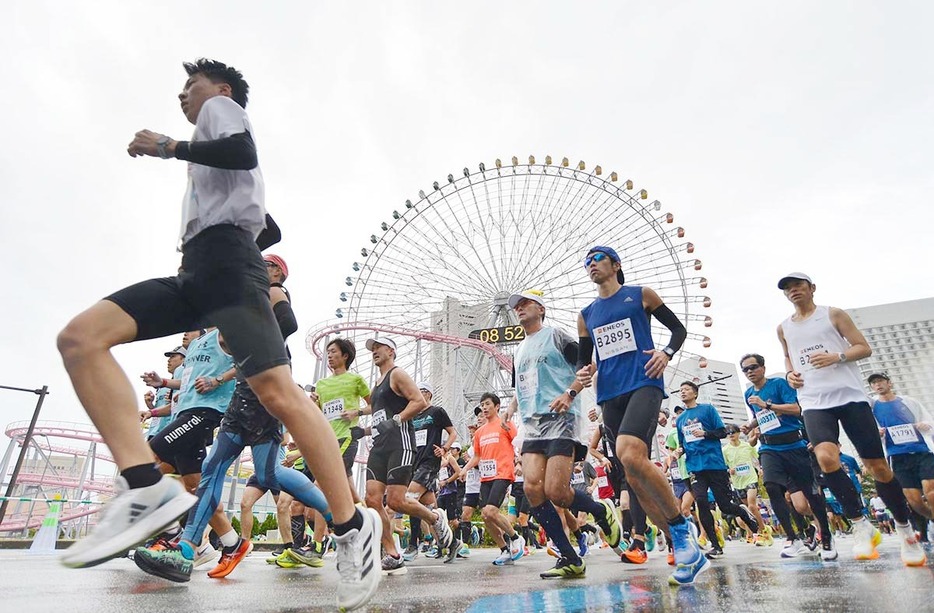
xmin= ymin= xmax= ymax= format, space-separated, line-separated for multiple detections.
xmin=417 ymin=382 xmax=434 ymax=395
xmin=777 ymin=272 xmax=813 ymax=290
xmin=508 ymin=290 xmax=545 ymax=310
xmin=365 ymin=337 xmax=397 ymax=352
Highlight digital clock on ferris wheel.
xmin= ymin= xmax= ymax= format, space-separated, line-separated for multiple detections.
xmin=468 ymin=325 xmax=526 ymax=344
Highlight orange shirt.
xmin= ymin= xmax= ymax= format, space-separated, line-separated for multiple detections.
xmin=472 ymin=417 xmax=517 ymax=482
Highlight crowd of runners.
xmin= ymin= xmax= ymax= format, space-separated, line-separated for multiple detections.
xmin=54 ymin=59 xmax=933 ymax=611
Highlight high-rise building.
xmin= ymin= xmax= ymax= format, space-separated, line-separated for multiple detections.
xmin=666 ymin=357 xmax=748 ymax=426
xmin=846 ymin=297 xmax=934 ymax=410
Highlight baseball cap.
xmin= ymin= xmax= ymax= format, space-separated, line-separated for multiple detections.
xmin=164 ymin=346 xmax=187 ymax=358
xmin=365 ymin=337 xmax=397 ymax=352
xmin=673 ymin=405 xmax=685 ymax=414
xmin=264 ymin=254 xmax=289 ymax=280
xmin=508 ymin=289 xmax=545 ymax=310
xmin=777 ymin=272 xmax=813 ymax=290
xmin=417 ymin=382 xmax=434 ymax=395
xmin=451 ymin=442 xmax=462 ymax=450
xmin=587 ymin=246 xmax=625 ymax=285
xmin=867 ymin=373 xmax=890 ymax=384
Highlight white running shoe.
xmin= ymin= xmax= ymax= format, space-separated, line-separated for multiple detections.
xmin=492 ymin=548 xmax=514 ymax=566
xmin=895 ymin=522 xmax=927 ymax=567
xmin=194 ymin=542 xmax=220 ymax=568
xmin=510 ymin=534 xmax=526 ymax=561
xmin=780 ymin=539 xmax=805 ymax=558
xmin=821 ymin=534 xmax=838 ymax=561
xmin=851 ymin=518 xmax=882 ymax=560
xmin=334 ymin=508 xmax=383 ymax=612
xmin=434 ymin=509 xmax=453 ymax=549
xmin=60 ymin=476 xmax=196 ymax=569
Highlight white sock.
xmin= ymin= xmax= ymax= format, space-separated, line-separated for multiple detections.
xmin=220 ymin=529 xmax=239 ymax=548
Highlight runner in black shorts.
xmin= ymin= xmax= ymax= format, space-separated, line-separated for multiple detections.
xmin=436 ymin=444 xmax=463 ymax=524
xmin=57 ymin=59 xmax=381 ymax=612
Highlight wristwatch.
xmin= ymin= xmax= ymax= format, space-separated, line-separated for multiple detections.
xmin=214 ymin=376 xmax=224 ymax=386
xmin=566 ymin=389 xmax=578 ymax=399
xmin=662 ymin=347 xmax=676 ymax=359
xmin=392 ymin=414 xmax=402 ymax=426
xmin=838 ymin=352 xmax=847 ymax=363
xmin=156 ymin=136 xmax=172 ymax=159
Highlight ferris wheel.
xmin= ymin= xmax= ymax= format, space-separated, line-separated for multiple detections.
xmin=306 ymin=155 xmax=712 ymax=434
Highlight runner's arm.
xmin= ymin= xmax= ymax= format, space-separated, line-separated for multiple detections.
xmin=644 ymin=287 xmax=687 ymax=356
xmin=390 ymin=369 xmax=428 ymax=422
xmin=270 ymin=286 xmax=297 ymax=340
xmin=173 ymin=131 xmax=258 ymax=170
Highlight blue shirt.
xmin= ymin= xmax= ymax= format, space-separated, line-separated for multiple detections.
xmin=743 ymin=377 xmax=806 ymax=452
xmin=872 ymin=397 xmax=931 ymax=456
xmin=676 ymin=403 xmax=727 ymax=472
xmin=174 ymin=329 xmax=235 ymax=416
xmin=581 ymin=285 xmax=665 ymax=403
xmin=840 ymin=453 xmax=862 ymax=492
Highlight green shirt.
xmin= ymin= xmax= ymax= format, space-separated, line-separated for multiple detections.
xmin=315 ymin=372 xmax=370 ymax=441
xmin=665 ymin=429 xmax=688 ymax=481
xmin=722 ymin=441 xmax=759 ymax=489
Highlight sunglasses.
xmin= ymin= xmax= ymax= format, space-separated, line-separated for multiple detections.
xmin=741 ymin=364 xmax=761 ymax=373
xmin=584 ymin=252 xmax=610 ymax=267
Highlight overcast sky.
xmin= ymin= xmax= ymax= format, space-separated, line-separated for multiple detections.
xmin=2 ymin=2 xmax=931 ymax=430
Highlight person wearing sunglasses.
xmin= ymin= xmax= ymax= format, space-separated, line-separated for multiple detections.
xmin=575 ymin=245 xmax=709 ymax=586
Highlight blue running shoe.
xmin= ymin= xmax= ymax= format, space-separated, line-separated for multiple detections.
xmin=577 ymin=532 xmax=589 ymax=557
xmin=645 ymin=525 xmax=658 ymax=552
xmin=668 ymin=520 xmax=711 ymax=586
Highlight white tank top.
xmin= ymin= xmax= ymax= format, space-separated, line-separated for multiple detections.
xmin=780 ymin=305 xmax=867 ymax=410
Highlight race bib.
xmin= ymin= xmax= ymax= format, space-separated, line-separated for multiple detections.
xmin=570 ymin=471 xmax=585 ymax=485
xmin=439 ymin=466 xmax=450 ymax=481
xmin=467 ymin=469 xmax=481 ymax=490
xmin=597 ymin=476 xmax=609 ymax=488
xmin=735 ymin=463 xmax=753 ymax=476
xmin=888 ymin=424 xmax=919 ymax=445
xmin=517 ymin=370 xmax=539 ymax=400
xmin=479 ymin=459 xmax=497 ymax=479
xmin=683 ymin=422 xmax=704 ymax=444
xmin=593 ymin=319 xmax=637 ymax=361
xmin=670 ymin=465 xmax=682 ymax=481
xmin=415 ymin=429 xmax=428 ymax=448
xmin=323 ymin=398 xmax=344 ymax=421
xmin=755 ymin=408 xmax=781 ymax=434
xmin=180 ymin=367 xmax=193 ymax=393
xmin=370 ymin=409 xmax=386 ymax=438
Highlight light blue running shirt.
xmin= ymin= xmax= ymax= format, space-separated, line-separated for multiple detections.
xmin=173 ymin=329 xmax=235 ymax=416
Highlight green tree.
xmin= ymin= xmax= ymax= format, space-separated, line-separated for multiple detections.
xmin=257 ymin=513 xmax=277 ymax=538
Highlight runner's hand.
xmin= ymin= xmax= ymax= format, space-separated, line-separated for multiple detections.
xmin=786 ymin=371 xmax=804 ymax=389
xmin=433 ymin=444 xmax=445 ymax=458
xmin=747 ymin=395 xmax=767 ymax=409
xmin=549 ymin=393 xmax=571 ymax=414
xmin=141 ymin=371 xmax=163 ymax=388
xmin=144 ymin=391 xmax=156 ymax=409
xmin=139 ymin=409 xmax=151 ymax=422
xmin=808 ymin=352 xmax=839 ymax=369
xmin=127 ymin=129 xmax=174 ymax=158
xmin=194 ymin=376 xmax=215 ymax=394
xmin=309 ymin=391 xmax=319 ymax=404
xmin=576 ymin=364 xmax=596 ymax=387
xmin=643 ymin=349 xmax=669 ymax=379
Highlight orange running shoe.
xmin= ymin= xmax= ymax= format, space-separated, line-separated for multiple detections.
xmin=667 ymin=550 xmax=675 ymax=566
xmin=208 ymin=538 xmax=253 ymax=579
xmin=621 ymin=547 xmax=648 ymax=564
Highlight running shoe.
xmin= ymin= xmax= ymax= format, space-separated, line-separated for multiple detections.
xmin=596 ymin=500 xmax=622 ymax=553
xmin=510 ymin=534 xmax=526 ymax=561
xmin=852 ymin=518 xmax=882 ymax=560
xmin=288 ymin=545 xmax=325 ymax=568
xmin=401 ymin=545 xmax=419 ymax=562
xmin=133 ymin=543 xmax=193 ymax=583
xmin=208 ymin=538 xmax=253 ymax=578
xmin=334 ymin=508 xmax=382 ymax=613
xmin=145 ymin=535 xmax=175 ymax=552
xmin=895 ymin=522 xmax=927 ymax=567
xmin=621 ymin=546 xmax=648 ymax=564
xmin=546 ymin=543 xmax=559 ymax=558
xmin=668 ymin=521 xmax=711 ymax=586
xmin=539 ymin=556 xmax=586 ymax=579
xmin=697 ymin=534 xmax=709 ymax=549
xmin=492 ymin=548 xmax=514 ymax=566
xmin=821 ymin=534 xmax=838 ymax=561
xmin=645 ymin=525 xmax=658 ymax=552
xmin=274 ymin=549 xmax=302 ymax=568
xmin=667 ymin=549 xmax=675 ymax=566
xmin=433 ymin=510 xmax=454 ymax=549
xmin=760 ymin=525 xmax=774 ymax=547
xmin=803 ymin=525 xmax=819 ymax=552
xmin=781 ymin=539 xmax=805 ymax=558
xmin=194 ymin=542 xmax=220 ymax=568
xmin=577 ymin=532 xmax=588 ymax=557
xmin=61 ymin=476 xmax=196 ymax=569
xmin=444 ymin=536 xmax=463 ymax=564
xmin=457 ymin=544 xmax=471 ymax=558
xmin=266 ymin=549 xmax=286 ymax=564
xmin=380 ymin=554 xmax=407 ymax=576
xmin=705 ymin=547 xmax=724 ymax=560
xmin=715 ymin=526 xmax=725 ymax=548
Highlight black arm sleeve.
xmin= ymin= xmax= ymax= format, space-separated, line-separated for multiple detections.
xmin=704 ymin=428 xmax=728 ymax=440
xmin=562 ymin=341 xmax=579 ymax=366
xmin=651 ymin=304 xmax=687 ymax=353
xmin=576 ymin=336 xmax=594 ymax=370
xmin=273 ymin=300 xmax=298 ymax=341
xmin=174 ymin=131 xmax=258 ymax=170
xmin=256 ymin=214 xmax=281 ymax=250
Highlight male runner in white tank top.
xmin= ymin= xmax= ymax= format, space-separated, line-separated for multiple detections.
xmin=776 ymin=272 xmax=925 ymax=566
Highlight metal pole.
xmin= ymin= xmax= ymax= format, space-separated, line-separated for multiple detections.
xmin=0 ymin=385 xmax=48 ymax=526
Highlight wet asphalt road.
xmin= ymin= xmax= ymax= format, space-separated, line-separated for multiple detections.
xmin=1 ymin=534 xmax=932 ymax=612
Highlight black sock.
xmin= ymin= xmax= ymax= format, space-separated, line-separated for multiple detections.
xmin=290 ymin=515 xmax=306 ymax=549
xmin=121 ymin=464 xmax=162 ymax=489
xmin=569 ymin=489 xmax=604 ymax=518
xmin=333 ymin=509 xmax=364 ymax=537
xmin=530 ymin=501 xmax=580 ymax=562
xmin=622 ymin=509 xmax=634 ymax=534
xmin=822 ymin=469 xmax=864 ymax=519
xmin=875 ymin=478 xmax=911 ymax=524
xmin=409 ymin=515 xmax=422 ymax=546
xmin=460 ymin=520 xmax=471 ymax=544
xmin=629 ymin=538 xmax=645 ymax=551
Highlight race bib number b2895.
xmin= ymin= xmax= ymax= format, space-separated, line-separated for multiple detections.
xmin=593 ymin=319 xmax=637 ymax=361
